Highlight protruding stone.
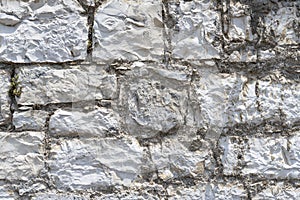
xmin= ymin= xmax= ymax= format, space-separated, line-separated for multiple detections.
xmin=118 ymin=62 xmax=190 ymax=138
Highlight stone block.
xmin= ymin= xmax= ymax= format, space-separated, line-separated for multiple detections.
xmin=93 ymin=0 xmax=164 ymax=63
xmin=0 ymin=69 xmax=10 ymax=126
xmin=13 ymin=109 xmax=48 ymax=131
xmin=0 ymin=0 xmax=88 ymax=63
xmin=0 ymin=131 xmax=45 ymax=181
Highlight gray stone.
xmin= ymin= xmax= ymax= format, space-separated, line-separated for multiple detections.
xmin=17 ymin=66 xmax=117 ymax=105
xmin=0 ymin=131 xmax=45 ymax=181
xmin=0 ymin=69 xmax=10 ymax=126
xmin=93 ymin=0 xmax=164 ymax=63
xmin=0 ymin=0 xmax=87 ymax=63
xmin=13 ymin=109 xmax=48 ymax=131
xmin=118 ymin=62 xmax=190 ymax=138
xmin=49 ymin=136 xmax=146 ymax=190
xmin=49 ymin=107 xmax=119 ymax=137
xmin=169 ymin=0 xmax=222 ymax=60
xmin=31 ymin=193 xmax=88 ymax=200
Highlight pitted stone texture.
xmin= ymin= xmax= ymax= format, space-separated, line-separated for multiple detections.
xmin=49 ymin=107 xmax=119 ymax=137
xmin=17 ymin=66 xmax=117 ymax=105
xmin=220 ymin=134 xmax=300 ymax=179
xmin=168 ymin=182 xmax=247 ymax=200
xmin=49 ymin=137 xmax=146 ymax=190
xmin=0 ymin=0 xmax=87 ymax=63
xmin=253 ymin=182 xmax=300 ymax=200
xmin=168 ymin=0 xmax=221 ymax=60
xmin=118 ymin=62 xmax=189 ymax=139
xmin=0 ymin=69 xmax=10 ymax=126
xmin=13 ymin=109 xmax=48 ymax=131
xmin=93 ymin=0 xmax=164 ymax=63
xmin=0 ymin=131 xmax=45 ymax=181
xmin=149 ymin=136 xmax=211 ymax=180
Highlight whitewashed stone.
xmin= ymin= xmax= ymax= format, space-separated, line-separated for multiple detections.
xmin=169 ymin=0 xmax=221 ymax=60
xmin=150 ymin=137 xmax=210 ymax=179
xmin=253 ymin=182 xmax=300 ymax=200
xmin=17 ymin=66 xmax=117 ymax=105
xmin=13 ymin=109 xmax=48 ymax=131
xmin=49 ymin=137 xmax=146 ymax=190
xmin=118 ymin=62 xmax=189 ymax=138
xmin=168 ymin=182 xmax=247 ymax=200
xmin=220 ymin=135 xmax=300 ymax=179
xmin=0 ymin=131 xmax=45 ymax=181
xmin=49 ymin=107 xmax=119 ymax=137
xmin=0 ymin=69 xmax=10 ymax=126
xmin=0 ymin=0 xmax=87 ymax=63
xmin=93 ymin=0 xmax=164 ymax=63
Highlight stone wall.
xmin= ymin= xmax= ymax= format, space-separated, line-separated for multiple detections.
xmin=0 ymin=0 xmax=299 ymax=199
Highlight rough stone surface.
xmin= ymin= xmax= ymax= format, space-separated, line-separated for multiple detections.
xmin=168 ymin=0 xmax=222 ymax=60
xmin=0 ymin=0 xmax=88 ymax=63
xmin=49 ymin=107 xmax=119 ymax=137
xmin=0 ymin=131 xmax=45 ymax=181
xmin=93 ymin=0 xmax=164 ymax=63
xmin=17 ymin=66 xmax=117 ymax=105
xmin=0 ymin=0 xmax=299 ymax=199
xmin=13 ymin=109 xmax=48 ymax=131
xmin=0 ymin=69 xmax=10 ymax=126
xmin=49 ymin=136 xmax=147 ymax=190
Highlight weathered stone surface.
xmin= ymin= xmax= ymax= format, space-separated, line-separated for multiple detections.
xmin=187 ymin=67 xmax=239 ymax=138
xmin=252 ymin=182 xmax=300 ymax=200
xmin=168 ymin=0 xmax=221 ymax=60
xmin=0 ymin=131 xmax=45 ymax=181
xmin=93 ymin=0 xmax=164 ymax=63
xmin=31 ymin=193 xmax=88 ymax=200
xmin=168 ymin=182 xmax=247 ymax=200
xmin=17 ymin=66 xmax=117 ymax=105
xmin=49 ymin=107 xmax=119 ymax=137
xmin=49 ymin=137 xmax=147 ymax=190
xmin=149 ymin=136 xmax=211 ymax=179
xmin=220 ymin=134 xmax=300 ymax=179
xmin=0 ymin=182 xmax=16 ymax=200
xmin=0 ymin=0 xmax=88 ymax=63
xmin=13 ymin=109 xmax=48 ymax=131
xmin=118 ymin=62 xmax=189 ymax=138
xmin=0 ymin=69 xmax=10 ymax=126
